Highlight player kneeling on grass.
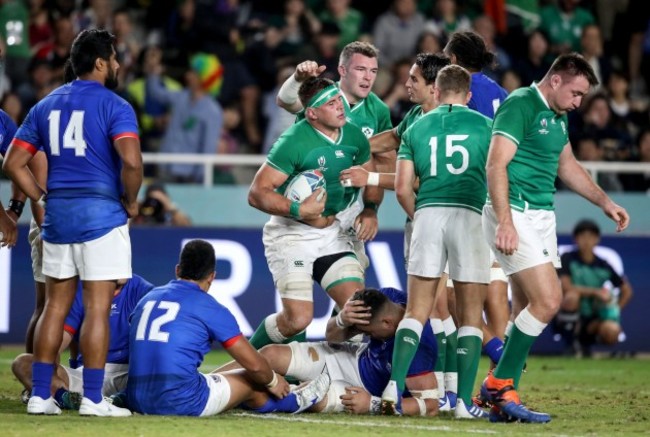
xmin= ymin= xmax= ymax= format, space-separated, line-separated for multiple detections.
xmin=126 ymin=240 xmax=330 ymax=416
xmin=12 ymin=275 xmax=154 ymax=413
xmin=216 ymin=288 xmax=439 ymax=416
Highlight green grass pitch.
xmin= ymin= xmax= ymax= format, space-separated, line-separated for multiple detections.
xmin=1 ymin=346 xmax=648 ymax=436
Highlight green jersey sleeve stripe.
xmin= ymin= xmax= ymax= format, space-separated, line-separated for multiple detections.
xmin=265 ymin=160 xmax=291 ymax=175
xmin=492 ymin=130 xmax=520 ymax=146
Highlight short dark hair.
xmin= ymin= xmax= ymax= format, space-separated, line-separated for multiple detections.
xmin=415 ymin=52 xmax=451 ymax=84
xmin=177 ymin=240 xmax=216 ymax=281
xmin=298 ymin=77 xmax=336 ymax=107
xmin=444 ymin=30 xmax=496 ymax=72
xmin=573 ymin=219 xmax=601 ymax=237
xmin=546 ymin=52 xmax=599 ymax=87
xmin=70 ymin=29 xmax=116 ymax=77
xmin=351 ymin=288 xmax=389 ymax=322
xmin=339 ymin=41 xmax=379 ymax=67
xmin=435 ymin=64 xmax=471 ymax=95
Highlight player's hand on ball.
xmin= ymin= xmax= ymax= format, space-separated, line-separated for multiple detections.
xmin=495 ymin=222 xmax=519 ymax=256
xmin=268 ymin=374 xmax=291 ymax=399
xmin=354 ymin=209 xmax=378 ymax=242
xmin=340 ymin=386 xmax=371 ymax=414
xmin=299 ymin=188 xmax=326 ymax=220
xmin=339 ymin=166 xmax=368 ymax=188
xmin=294 ymin=61 xmax=327 ymax=82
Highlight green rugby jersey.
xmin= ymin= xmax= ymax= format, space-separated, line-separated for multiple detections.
xmin=297 ymin=84 xmax=392 ymax=138
xmin=491 ymin=84 xmax=569 ymax=211
xmin=396 ymin=104 xmax=424 ymax=139
xmin=397 ymin=104 xmax=492 ymax=214
xmin=267 ymin=119 xmax=370 ymax=216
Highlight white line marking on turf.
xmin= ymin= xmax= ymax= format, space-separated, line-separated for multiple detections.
xmin=234 ymin=412 xmax=497 ymax=434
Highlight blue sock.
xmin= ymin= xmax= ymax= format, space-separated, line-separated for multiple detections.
xmin=483 ymin=337 xmax=505 ymax=364
xmin=54 ymin=388 xmax=67 ymax=408
xmin=82 ymin=368 xmax=104 ymax=403
xmin=244 ymin=393 xmax=300 ymax=413
xmin=32 ymin=362 xmax=54 ymax=400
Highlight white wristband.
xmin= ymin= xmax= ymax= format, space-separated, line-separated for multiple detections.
xmin=367 ymin=172 xmax=380 ymax=187
xmin=369 ymin=396 xmax=382 ymax=414
xmin=335 ymin=312 xmax=348 ymax=329
xmin=265 ymin=371 xmax=278 ymax=388
xmin=277 ymin=73 xmax=302 ymax=105
xmin=37 ymin=194 xmax=47 ymax=208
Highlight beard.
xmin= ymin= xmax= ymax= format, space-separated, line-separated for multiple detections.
xmin=105 ymin=68 xmax=119 ymax=90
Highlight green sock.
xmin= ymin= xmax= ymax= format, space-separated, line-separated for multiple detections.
xmin=444 ymin=327 xmax=458 ymax=377
xmin=282 ymin=331 xmax=306 ymax=344
xmin=390 ymin=318 xmax=423 ymax=391
xmin=457 ymin=328 xmax=483 ymax=405
xmin=249 ymin=318 xmax=274 ymax=349
xmin=493 ymin=324 xmax=537 ymax=384
xmin=430 ymin=319 xmax=446 ymax=373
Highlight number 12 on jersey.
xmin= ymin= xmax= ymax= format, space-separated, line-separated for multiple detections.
xmin=48 ymin=110 xmax=88 ymax=156
xmin=135 ymin=300 xmax=180 ymax=343
xmin=429 ymin=135 xmax=469 ymax=176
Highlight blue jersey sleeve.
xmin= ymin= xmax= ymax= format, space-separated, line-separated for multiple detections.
xmin=11 ymin=107 xmax=42 ymax=155
xmin=108 ymin=97 xmax=139 ymax=142
xmin=201 ymin=297 xmax=242 ymax=347
xmin=0 ymin=110 xmax=18 ymax=156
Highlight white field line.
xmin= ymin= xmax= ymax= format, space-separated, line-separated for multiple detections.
xmin=233 ymin=412 xmax=498 ymax=434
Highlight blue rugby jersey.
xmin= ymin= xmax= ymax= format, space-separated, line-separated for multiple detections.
xmin=10 ymin=80 xmax=139 ymax=243
xmin=127 ymin=280 xmax=243 ymax=416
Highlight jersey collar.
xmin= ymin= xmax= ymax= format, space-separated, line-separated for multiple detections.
xmin=337 ymin=81 xmax=366 ymax=113
xmin=532 ymin=82 xmax=551 ymax=110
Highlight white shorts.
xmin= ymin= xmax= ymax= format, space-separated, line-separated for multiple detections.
xmin=403 ymin=219 xmax=413 ymax=269
xmin=482 ymin=204 xmax=561 ymax=276
xmin=408 ymin=207 xmax=490 ymax=284
xmin=28 ymin=219 xmax=45 ymax=283
xmin=336 ymin=197 xmax=369 ymax=269
xmin=287 ymin=341 xmax=365 ymax=387
xmin=64 ymin=363 xmax=129 ymax=396
xmin=42 ymin=225 xmax=132 ymax=281
xmin=200 ymin=373 xmax=232 ymax=416
xmin=263 ymin=216 xmax=353 ymax=285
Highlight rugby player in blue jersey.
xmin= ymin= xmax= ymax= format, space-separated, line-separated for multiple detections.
xmin=12 ymin=275 xmax=154 ymax=409
xmin=127 ymin=240 xmax=330 ymax=417
xmin=3 ymin=29 xmax=143 ymax=416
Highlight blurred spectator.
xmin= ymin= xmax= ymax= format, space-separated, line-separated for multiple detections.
xmin=423 ymin=0 xmax=472 ymax=46
xmin=132 ymin=182 xmax=192 ymax=226
xmin=606 ymin=70 xmax=648 ymax=143
xmin=624 ymin=0 xmax=650 ymax=100
xmin=472 ymin=14 xmax=511 ymax=82
xmin=319 ymin=0 xmax=366 ymax=49
xmin=113 ymin=8 xmax=143 ymax=90
xmin=594 ymin=0 xmax=629 ymax=54
xmin=145 ymin=48 xmax=223 ymax=183
xmin=267 ymin=0 xmax=321 ymax=60
xmin=76 ymin=0 xmax=114 ymax=32
xmin=262 ymin=64 xmax=299 ymax=154
xmin=620 ymin=128 xmax=650 ymax=192
xmin=539 ymin=0 xmax=595 ymax=57
xmin=414 ymin=29 xmax=442 ymax=55
xmin=513 ymin=29 xmax=552 ymax=87
xmin=0 ymin=91 xmax=23 ymax=123
xmin=126 ymin=45 xmax=183 ymax=154
xmin=28 ymin=0 xmax=53 ymax=51
xmin=34 ymin=15 xmax=75 ymax=81
xmin=214 ymin=105 xmax=241 ymax=184
xmin=574 ymin=136 xmax=624 ymax=192
xmin=372 ymin=0 xmax=426 ymax=67
xmin=15 ymin=57 xmax=55 ymax=111
xmin=500 ymin=68 xmax=522 ymax=94
xmin=555 ymin=219 xmax=633 ymax=357
xmin=572 ymin=93 xmax=634 ymax=162
xmin=382 ymin=57 xmax=414 ymax=126
xmin=295 ymin=20 xmax=341 ymax=81
xmin=0 ymin=0 xmax=31 ymax=88
xmin=579 ymin=23 xmax=612 ymax=92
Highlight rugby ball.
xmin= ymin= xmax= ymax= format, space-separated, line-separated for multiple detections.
xmin=284 ymin=170 xmax=326 ymax=202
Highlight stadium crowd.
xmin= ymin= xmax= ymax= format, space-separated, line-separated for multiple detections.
xmin=1 ymin=0 xmax=649 ymax=189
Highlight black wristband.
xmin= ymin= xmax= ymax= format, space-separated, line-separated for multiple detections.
xmin=8 ymin=199 xmax=25 ymax=218
xmin=363 ymin=202 xmax=379 ymax=212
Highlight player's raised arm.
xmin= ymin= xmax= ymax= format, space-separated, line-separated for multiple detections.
xmin=276 ymin=61 xmax=327 ymax=114
xmin=369 ymin=129 xmax=401 ymax=154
